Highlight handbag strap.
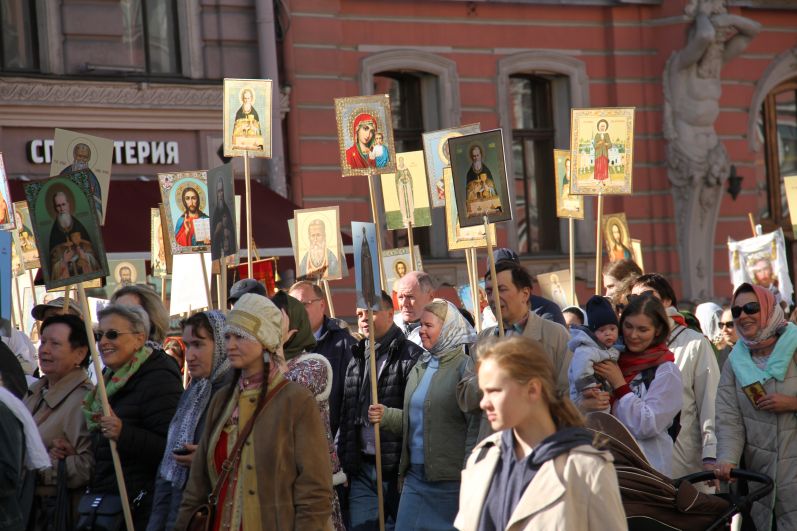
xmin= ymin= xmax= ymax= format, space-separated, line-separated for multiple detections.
xmin=208 ymin=378 xmax=289 ymax=504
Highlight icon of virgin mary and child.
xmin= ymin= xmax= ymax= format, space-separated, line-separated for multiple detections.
xmin=345 ymin=113 xmax=389 ymax=170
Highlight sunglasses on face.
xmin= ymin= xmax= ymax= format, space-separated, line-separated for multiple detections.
xmin=719 ymin=321 xmax=734 ymax=330
xmin=731 ymin=302 xmax=761 ymax=319
xmin=94 ymin=329 xmax=136 ymax=341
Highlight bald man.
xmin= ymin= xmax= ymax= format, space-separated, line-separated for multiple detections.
xmin=392 ymin=271 xmax=435 ymax=347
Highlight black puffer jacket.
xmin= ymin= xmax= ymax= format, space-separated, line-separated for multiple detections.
xmin=338 ymin=324 xmax=422 ymax=479
xmin=315 ymin=316 xmax=355 ymax=437
xmin=89 ymin=349 xmax=182 ymax=498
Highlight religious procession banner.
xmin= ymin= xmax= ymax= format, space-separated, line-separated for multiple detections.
xmin=569 ymin=107 xmax=634 ymax=195
xmin=0 ymin=231 xmax=12 ymax=336
xmin=50 ymin=129 xmax=113 ymax=225
xmin=170 ymin=253 xmax=212 ymax=316
xmin=352 ymin=221 xmax=382 ymax=310
xmin=553 ymin=149 xmax=584 ymax=220
xmin=288 ymin=218 xmax=348 ymax=279
xmin=207 ymin=162 xmax=239 ymax=261
xmin=536 ymin=269 xmax=577 ymax=309
xmin=223 ymin=78 xmax=272 ymax=158
xmin=13 ymin=201 xmax=40 ymax=270
xmin=380 ymin=150 xmax=432 ymax=230
xmin=728 ymin=228 xmax=793 ymax=306
xmin=0 ymin=154 xmax=15 ymax=231
xmin=158 ymin=171 xmax=211 ymax=255
xmin=150 ymin=206 xmax=171 ymax=277
xmin=422 ymin=123 xmax=480 ymax=208
xmin=105 ymin=259 xmax=146 ymax=297
xmin=383 ymin=245 xmax=423 ymax=309
xmin=334 ymin=95 xmax=396 ymax=177
xmin=443 ymin=167 xmax=497 ymax=250
xmin=24 ymin=171 xmax=109 ymax=290
xmin=602 ymin=213 xmax=634 ymax=262
xmin=448 ymin=129 xmax=512 ymax=228
xmin=294 ymin=206 xmax=343 ymax=281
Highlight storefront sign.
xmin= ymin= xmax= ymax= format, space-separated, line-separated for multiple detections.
xmin=27 ymin=139 xmax=180 ymax=165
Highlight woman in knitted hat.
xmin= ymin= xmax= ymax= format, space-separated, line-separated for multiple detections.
xmin=147 ymin=310 xmax=231 ymax=531
xmin=272 ymin=291 xmax=345 ymax=530
xmin=175 ymin=294 xmax=333 ymax=531
xmin=371 ymin=298 xmax=479 ymax=530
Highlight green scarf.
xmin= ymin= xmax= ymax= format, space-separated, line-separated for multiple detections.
xmin=273 ymin=291 xmax=317 ymax=360
xmin=82 ymin=346 xmax=153 ymax=431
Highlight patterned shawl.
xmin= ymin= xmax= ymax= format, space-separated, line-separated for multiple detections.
xmin=159 ymin=311 xmax=230 ymax=488
xmin=425 ymin=299 xmax=477 ymax=356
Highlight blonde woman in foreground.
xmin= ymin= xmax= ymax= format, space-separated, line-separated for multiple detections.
xmin=454 ymin=336 xmax=627 ymax=530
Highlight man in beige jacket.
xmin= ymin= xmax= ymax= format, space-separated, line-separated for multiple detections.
xmin=457 ymin=260 xmax=572 ymax=440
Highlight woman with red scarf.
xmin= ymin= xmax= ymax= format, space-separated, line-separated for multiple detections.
xmin=594 ymin=293 xmax=683 ymax=475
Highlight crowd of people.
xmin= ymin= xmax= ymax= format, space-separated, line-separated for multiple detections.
xmin=0 ymin=251 xmax=794 ymax=530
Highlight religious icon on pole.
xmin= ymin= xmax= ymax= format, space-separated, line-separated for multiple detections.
xmin=223 ymin=78 xmax=273 ymax=158
xmin=448 ymin=129 xmax=512 ymax=227
xmin=422 ymin=123 xmax=481 ymax=208
xmin=536 ymin=269 xmax=577 ymax=309
xmin=50 ymin=129 xmax=113 ymax=225
xmin=728 ymin=228 xmax=793 ymax=306
xmin=13 ymin=201 xmax=40 ymax=270
xmin=631 ymin=239 xmax=645 ymax=273
xmin=106 ymin=259 xmax=146 ymax=295
xmin=784 ymin=175 xmax=797 ymax=238
xmin=383 ymin=245 xmax=423 ymax=308
xmin=0 ymin=154 xmax=15 ymax=230
xmin=207 ymin=162 xmax=239 ymax=261
xmin=158 ymin=171 xmax=211 ymax=254
xmin=24 ymin=171 xmax=109 ymax=290
xmin=569 ymin=108 xmax=635 ymax=195
xmin=151 ymin=206 xmax=171 ymax=277
xmin=352 ymin=221 xmax=382 ymax=310
xmin=0 ymin=231 xmax=12 ymax=336
xmin=602 ymin=213 xmax=634 ymax=262
xmin=554 ymin=149 xmax=585 ymax=219
xmin=380 ymin=150 xmax=432 ymax=230
xmin=334 ymin=95 xmax=397 ymax=177
xmin=443 ymin=168 xmax=497 ymax=250
xmin=294 ymin=207 xmax=343 ymax=281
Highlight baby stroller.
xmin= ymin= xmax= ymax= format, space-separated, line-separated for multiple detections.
xmin=584 ymin=412 xmax=773 ymax=531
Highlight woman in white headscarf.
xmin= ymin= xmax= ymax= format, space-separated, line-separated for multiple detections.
xmin=371 ymin=298 xmax=480 ymax=530
xmin=695 ymin=302 xmax=723 ymax=347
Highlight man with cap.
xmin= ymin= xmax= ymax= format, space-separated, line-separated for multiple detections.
xmin=491 ymin=248 xmax=567 ymax=326
xmin=227 ymin=278 xmax=268 ymax=307
xmin=31 ymin=297 xmax=82 ymax=322
xmin=457 ymin=260 xmax=572 ymax=440
xmin=392 ymin=271 xmax=434 ymax=347
xmin=339 ymin=291 xmax=423 ymax=530
xmin=289 ymin=280 xmax=354 ymax=438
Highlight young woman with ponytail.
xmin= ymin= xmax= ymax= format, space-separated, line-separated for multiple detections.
xmin=593 ymin=293 xmax=683 ymax=476
xmin=454 ymin=336 xmax=626 ymax=531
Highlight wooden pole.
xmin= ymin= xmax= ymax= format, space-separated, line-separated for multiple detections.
xmin=13 ymin=272 xmax=23 ymax=330
xmin=406 ymin=221 xmax=415 ymax=272
xmin=244 ymin=152 xmax=254 ymax=279
xmin=367 ymin=174 xmax=387 ymax=290
xmin=569 ymin=217 xmax=576 ymax=306
xmin=322 ymin=279 xmax=336 ymax=319
xmin=484 ymin=216 xmax=504 ymax=338
xmin=28 ymin=269 xmax=37 ymax=305
xmin=160 ymin=276 xmax=166 ymax=304
xmin=595 ymin=193 xmax=604 ymax=296
xmin=76 ymin=284 xmax=135 ymax=531
xmin=62 ymin=286 xmax=71 ymax=315
xmin=748 ymin=212 xmax=757 ymax=236
xmin=199 ymin=254 xmax=212 ymax=310
xmin=367 ymin=308 xmax=386 ymax=531
xmin=220 ymin=259 xmax=228 ymax=310
xmin=468 ymin=248 xmax=482 ymax=333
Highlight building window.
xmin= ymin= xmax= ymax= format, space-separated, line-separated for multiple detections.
xmin=121 ymin=0 xmax=181 ymax=75
xmin=762 ymin=77 xmax=797 ymax=230
xmin=0 ymin=1 xmax=38 ymax=71
xmin=373 ymin=72 xmax=425 ymax=152
xmin=510 ymin=75 xmax=559 ymax=253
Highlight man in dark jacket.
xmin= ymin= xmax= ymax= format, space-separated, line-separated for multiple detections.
xmin=289 ymin=280 xmax=355 ymax=437
xmin=338 ymin=291 xmax=422 ymax=531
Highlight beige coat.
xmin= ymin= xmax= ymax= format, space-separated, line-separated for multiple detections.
xmin=454 ymin=432 xmax=627 ymax=531
xmin=24 ymin=369 xmax=94 ymax=491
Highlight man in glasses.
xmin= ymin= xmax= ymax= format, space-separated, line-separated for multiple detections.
xmin=289 ymin=280 xmax=354 ymax=438
xmin=716 ymin=306 xmax=737 ymax=369
xmin=630 ymin=274 xmax=720 ymax=486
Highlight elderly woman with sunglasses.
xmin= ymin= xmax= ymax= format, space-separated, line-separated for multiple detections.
xmin=715 ymin=283 xmax=797 ymax=530
xmin=81 ymin=304 xmax=183 ymax=529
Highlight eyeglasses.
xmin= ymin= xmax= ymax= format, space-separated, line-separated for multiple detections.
xmin=300 ymin=298 xmax=322 ymax=307
xmin=94 ymin=329 xmax=136 ymax=341
xmin=718 ymin=321 xmax=734 ymax=330
xmin=731 ymin=302 xmax=761 ymax=319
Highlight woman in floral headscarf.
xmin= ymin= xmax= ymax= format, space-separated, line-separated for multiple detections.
xmin=147 ymin=311 xmax=231 ymax=531
xmin=371 ymin=298 xmax=480 ymax=530
xmin=715 ymin=283 xmax=797 ymax=530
